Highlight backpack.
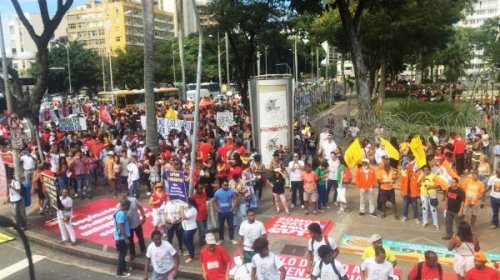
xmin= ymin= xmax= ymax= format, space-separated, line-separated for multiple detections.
xmin=310 ymin=236 xmax=333 ymax=255
xmin=319 ymin=260 xmax=343 ymax=280
xmin=342 ymin=168 xmax=352 ymax=184
xmin=416 ymin=261 xmax=442 ymax=280
xmin=12 ymin=180 xmax=26 ymax=197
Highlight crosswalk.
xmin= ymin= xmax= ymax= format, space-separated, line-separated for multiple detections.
xmin=0 ymin=255 xmax=46 ymax=280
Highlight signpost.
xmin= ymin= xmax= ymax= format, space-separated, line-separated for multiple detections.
xmin=10 ymin=129 xmax=23 ymax=149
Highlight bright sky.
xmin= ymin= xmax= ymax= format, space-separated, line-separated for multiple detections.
xmin=1 ymin=0 xmax=89 ymax=55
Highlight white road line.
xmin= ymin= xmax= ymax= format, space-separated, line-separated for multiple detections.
xmin=0 ymin=255 xmax=46 ymax=280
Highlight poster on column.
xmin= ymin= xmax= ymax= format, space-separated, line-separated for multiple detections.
xmin=164 ymin=170 xmax=188 ymax=204
xmin=216 ymin=111 xmax=234 ymax=131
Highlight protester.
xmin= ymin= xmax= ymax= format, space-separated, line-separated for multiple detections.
xmin=356 ymin=159 xmax=377 ymax=216
xmin=251 ymin=155 xmax=266 ymax=200
xmin=191 ymin=185 xmax=208 ymax=247
xmin=464 ymin=251 xmax=500 ymax=280
xmin=400 ymin=162 xmax=420 ymax=223
xmin=149 ymin=183 xmax=167 ymax=231
xmin=250 ymin=237 xmax=286 ymax=280
xmin=116 ymin=193 xmax=146 ymax=261
xmin=127 ymin=156 xmax=141 ymax=198
xmin=289 ymin=152 xmax=305 ymax=209
xmin=336 ymin=159 xmax=348 ymax=213
xmin=20 ymin=150 xmax=36 ymax=187
xmin=213 ymin=180 xmax=238 ymax=244
xmin=57 ymin=189 xmax=76 ymax=246
xmin=165 ymin=196 xmax=185 ymax=254
xmin=377 ymin=162 xmax=398 ymax=219
xmin=307 ymin=222 xmax=338 ymax=271
xmin=461 ymin=170 xmax=485 ymax=227
xmin=443 ymin=178 xmax=465 ymax=240
xmin=229 ymin=174 xmax=247 ymax=225
xmin=487 ymin=167 xmax=500 ymax=229
xmin=179 ymin=198 xmax=198 ymax=263
xmin=32 ymin=165 xmax=46 ymax=214
xmin=448 ymin=221 xmax=480 ymax=279
xmin=7 ymin=177 xmax=27 ymax=230
xmin=200 ymin=233 xmax=231 ymax=280
xmin=302 ymin=163 xmax=319 ymax=215
xmin=361 ymin=247 xmax=395 ymax=280
xmin=270 ymin=168 xmax=289 ymax=214
xmin=362 ymin=234 xmax=397 ymax=267
xmin=418 ymin=165 xmax=447 ymax=230
xmin=239 ymin=208 xmax=266 ymax=264
xmin=311 ymin=244 xmax=347 ymax=280
xmin=113 ymin=199 xmax=132 ymax=277
xmin=315 ymin=161 xmax=329 ymax=212
xmin=144 ymin=230 xmax=179 ymax=280
xmin=408 ymin=250 xmax=443 ymax=280
xmin=327 ymin=152 xmax=340 ymax=206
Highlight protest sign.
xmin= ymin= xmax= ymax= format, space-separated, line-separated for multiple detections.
xmin=216 ymin=111 xmax=234 ymax=131
xmin=164 ymin=170 xmax=188 ymax=204
xmin=141 ymin=116 xmax=193 ymax=137
xmin=41 ymin=170 xmax=58 ymax=208
xmin=264 ymin=216 xmax=333 ymax=238
xmin=59 ymin=117 xmax=87 ymax=131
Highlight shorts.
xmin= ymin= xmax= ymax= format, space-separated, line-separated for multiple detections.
xmin=304 ymin=191 xmax=317 ymax=202
xmin=243 ymin=250 xmax=256 ymax=264
xmin=151 ymin=268 xmax=176 ymax=280
xmin=464 ymin=204 xmax=478 ymax=216
xmin=379 ymin=189 xmax=396 ymax=204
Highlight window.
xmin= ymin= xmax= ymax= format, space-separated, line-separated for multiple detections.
xmin=11 ymin=48 xmax=16 ymax=55
xmin=116 ymin=36 xmax=121 ymax=42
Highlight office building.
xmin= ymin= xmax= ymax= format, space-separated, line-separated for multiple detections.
xmin=159 ymin=0 xmax=214 ymax=37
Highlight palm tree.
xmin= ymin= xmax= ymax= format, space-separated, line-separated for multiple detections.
xmin=142 ymin=0 xmax=159 ymax=155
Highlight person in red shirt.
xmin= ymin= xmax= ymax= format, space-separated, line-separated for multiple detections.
xmin=200 ymin=233 xmax=231 ymax=280
xmin=191 ymin=185 xmax=208 ymax=247
xmin=199 ymin=139 xmax=213 ymax=163
xmin=464 ymin=251 xmax=499 ymax=280
xmin=408 ymin=250 xmax=443 ymax=280
xmin=454 ymin=134 xmax=466 ymax=176
xmin=149 ymin=183 xmax=168 ymax=231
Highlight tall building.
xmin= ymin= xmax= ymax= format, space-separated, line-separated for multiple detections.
xmin=8 ymin=13 xmax=67 ymax=74
xmin=459 ymin=0 xmax=500 ymax=77
xmin=66 ymin=0 xmax=174 ymax=55
xmin=159 ymin=0 xmax=213 ymax=37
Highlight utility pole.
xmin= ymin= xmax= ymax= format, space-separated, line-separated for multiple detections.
xmin=177 ymin=0 xmax=187 ymax=100
xmin=225 ymin=32 xmax=230 ymax=85
xmin=257 ymin=50 xmax=261 ymax=76
xmin=217 ymin=32 xmax=222 ymax=90
xmin=0 ymin=12 xmax=21 ymax=182
xmin=265 ymin=46 xmax=268 ymax=75
xmin=172 ymin=40 xmax=176 ymax=82
xmin=294 ymin=36 xmax=298 ymax=83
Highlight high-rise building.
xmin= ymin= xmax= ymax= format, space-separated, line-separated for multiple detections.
xmin=459 ymin=0 xmax=500 ymax=77
xmin=66 ymin=0 xmax=174 ymax=55
xmin=8 ymin=13 xmax=67 ymax=74
xmin=159 ymin=0 xmax=214 ymax=37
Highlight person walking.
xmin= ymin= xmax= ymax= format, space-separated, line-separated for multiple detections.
xmin=144 ymin=230 xmax=179 ymax=280
xmin=361 ymin=247 xmax=395 ymax=280
xmin=149 ymin=183 xmax=167 ymax=232
xmin=191 ymin=185 xmax=208 ymax=247
xmin=239 ymin=208 xmax=266 ymax=264
xmin=127 ymin=156 xmax=141 ymax=198
xmin=113 ymin=199 xmax=132 ymax=277
xmin=312 ymin=245 xmax=348 ymax=280
xmin=116 ymin=193 xmax=147 ymax=261
xmin=180 ymin=198 xmax=198 ymax=263
xmin=448 ymin=221 xmax=480 ymax=280
xmin=442 ymin=178 xmax=465 ymax=240
xmin=408 ymin=251 xmax=443 ymax=280
xmin=213 ymin=180 xmax=238 ymax=244
xmin=165 ymin=197 xmax=185 ymax=254
xmin=355 ymin=159 xmax=377 ymax=217
xmin=57 ymin=189 xmax=76 ymax=246
xmin=20 ymin=150 xmax=36 ymax=187
xmin=8 ymin=177 xmax=27 ymax=230
xmin=418 ymin=165 xmax=447 ymax=230
xmin=362 ymin=234 xmax=397 ymax=267
xmin=250 ymin=237 xmax=286 ymax=280
xmin=487 ymin=167 xmax=500 ymax=229
xmin=200 ymin=233 xmax=232 ymax=280
xmin=289 ymin=153 xmax=305 ymax=209
xmin=307 ymin=222 xmax=338 ymax=271
xmin=229 ymin=174 xmax=247 ymax=226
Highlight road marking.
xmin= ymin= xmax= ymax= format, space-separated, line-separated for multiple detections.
xmin=0 ymin=255 xmax=45 ymax=280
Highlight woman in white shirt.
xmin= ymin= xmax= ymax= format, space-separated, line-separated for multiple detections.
xmin=180 ymin=198 xmax=198 ymax=263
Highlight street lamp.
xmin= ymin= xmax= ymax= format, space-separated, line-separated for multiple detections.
xmin=209 ymin=33 xmax=226 ymax=93
xmin=52 ymin=41 xmax=72 ymax=95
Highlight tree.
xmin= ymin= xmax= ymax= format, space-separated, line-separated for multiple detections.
xmin=143 ymin=0 xmax=159 ymax=155
xmin=438 ymin=29 xmax=472 ymax=82
xmin=113 ymin=48 xmax=144 ymax=89
xmin=6 ymin=0 xmax=74 ymax=122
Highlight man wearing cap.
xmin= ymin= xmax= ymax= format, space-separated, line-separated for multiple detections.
xmin=362 ymin=234 xmax=397 ymax=267
xmin=200 ymin=233 xmax=231 ymax=280
xmin=356 ymin=159 xmax=377 ymax=217
xmin=312 ymin=245 xmax=347 ymax=280
xmin=464 ymin=252 xmax=499 ymax=280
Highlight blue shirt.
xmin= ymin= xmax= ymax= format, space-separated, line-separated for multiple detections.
xmin=113 ymin=209 xmax=130 ymax=241
xmin=214 ymin=188 xmax=235 ymax=213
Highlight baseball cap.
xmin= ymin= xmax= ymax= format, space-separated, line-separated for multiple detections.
xmin=205 ymin=233 xmax=217 ymax=245
xmin=370 ymin=234 xmax=382 ymax=243
xmin=474 ymin=251 xmax=487 ymax=262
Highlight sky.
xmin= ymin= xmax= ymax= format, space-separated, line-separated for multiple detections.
xmin=1 ymin=0 xmax=89 ymax=55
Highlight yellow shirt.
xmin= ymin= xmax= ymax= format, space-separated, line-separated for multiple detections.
xmin=362 ymin=246 xmax=397 ymax=263
xmin=461 ymin=178 xmax=485 ymax=205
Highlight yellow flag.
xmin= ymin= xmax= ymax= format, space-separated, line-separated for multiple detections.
xmin=165 ymin=107 xmax=178 ymax=119
xmin=409 ymin=136 xmax=427 ymax=168
xmin=344 ymin=139 xmax=364 ymax=168
xmin=380 ymin=137 xmax=400 ymax=160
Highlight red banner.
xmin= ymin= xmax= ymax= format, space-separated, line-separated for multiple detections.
xmin=264 ymin=215 xmax=334 ymax=239
xmin=99 ymin=105 xmax=114 ymax=125
xmin=43 ymin=198 xmax=154 ymax=247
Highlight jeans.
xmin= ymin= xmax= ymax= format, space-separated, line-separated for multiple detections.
xmin=24 ymin=170 xmax=34 ymax=187
xmin=183 ymin=228 xmax=197 ymax=258
xmin=421 ymin=195 xmax=438 ymax=226
xmin=360 ymin=188 xmax=376 ymax=214
xmin=128 ymin=180 xmax=140 ymax=198
xmin=115 ymin=239 xmax=128 ymax=276
xmin=167 ymin=223 xmax=184 ymax=251
xmin=11 ymin=199 xmax=26 ymax=228
xmin=57 ymin=176 xmax=69 ymax=190
xmin=234 ymin=203 xmax=247 ymax=226
xmin=218 ymin=211 xmax=234 ymax=240
xmin=76 ymin=174 xmax=90 ymax=195
xmin=402 ymin=196 xmax=419 ymax=219
xmin=129 ymin=225 xmax=146 ymax=256
xmin=455 ymin=153 xmax=464 ymax=175
xmin=254 ymin=182 xmax=263 ymax=200
xmin=445 ymin=210 xmax=463 ymax=237
xmin=479 ymin=175 xmax=489 ymax=204
xmin=492 ymin=196 xmax=500 ymax=226
xmin=291 ymin=181 xmax=304 ymax=206
xmin=197 ymin=220 xmax=207 ymax=247
xmin=327 ymin=179 xmax=338 ymax=203
xmin=89 ymin=168 xmax=98 ymax=186
xmin=317 ymin=184 xmax=327 ymax=209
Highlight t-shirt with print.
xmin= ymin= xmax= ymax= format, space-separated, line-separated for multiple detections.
xmin=239 ymin=220 xmax=266 ymax=251
xmin=487 ymin=175 xmax=500 ymax=199
xmin=200 ymin=246 xmax=232 ymax=280
xmin=251 ymin=253 xmax=284 ymax=280
xmin=302 ymin=171 xmax=318 ymax=193
xmin=312 ymin=259 xmax=347 ymax=280
xmin=146 ymin=241 xmax=177 ymax=274
xmin=308 ymin=236 xmax=338 ymax=264
xmin=361 ymin=257 xmax=394 ymax=280
xmin=446 ymin=187 xmax=465 ymax=213
xmin=462 ymin=178 xmax=485 ymax=205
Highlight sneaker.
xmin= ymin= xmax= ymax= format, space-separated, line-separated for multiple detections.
xmin=441 ymin=236 xmax=451 ymax=240
xmin=285 ymin=210 xmax=290 ymax=215
xmin=337 ymin=208 xmax=344 ymax=214
xmin=434 ymin=225 xmax=440 ymax=231
xmin=490 ymin=225 xmax=498 ymax=230
xmin=231 ymin=240 xmax=238 ymax=245
xmin=415 ymin=219 xmax=420 ymax=224
xmin=185 ymin=257 xmax=194 ymax=263
xmin=359 ymin=212 xmax=365 ymax=216
xmin=183 ymin=251 xmax=190 ymax=257
xmin=301 ymin=205 xmax=305 ymax=209
xmin=276 ymin=208 xmax=280 ymax=214
xmin=146 ymin=192 xmax=152 ymax=196
xmin=401 ymin=216 xmax=407 ymax=222
xmin=117 ymin=272 xmax=131 ymax=278
xmin=313 ymin=210 xmax=318 ymax=215
xmin=422 ymin=222 xmax=428 ymax=228
xmin=369 ymin=212 xmax=377 ymax=217
xmin=320 ymin=209 xmax=325 ymax=213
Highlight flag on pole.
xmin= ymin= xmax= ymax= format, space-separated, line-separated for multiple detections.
xmin=99 ymin=105 xmax=114 ymax=125
xmin=409 ymin=136 xmax=426 ymax=168
xmin=380 ymin=137 xmax=400 ymax=160
xmin=344 ymin=138 xmax=364 ymax=168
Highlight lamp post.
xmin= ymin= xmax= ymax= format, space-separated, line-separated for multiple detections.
xmin=225 ymin=32 xmax=230 ymax=86
xmin=53 ymin=42 xmax=72 ymax=95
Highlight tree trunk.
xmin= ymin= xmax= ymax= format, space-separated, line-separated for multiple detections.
xmin=143 ymin=0 xmax=159 ymax=155
xmin=378 ymin=55 xmax=386 ymax=105
xmin=341 ymin=53 xmax=347 ymax=98
xmin=176 ymin=0 xmax=187 ymax=100
xmin=29 ymin=46 xmax=50 ymax=123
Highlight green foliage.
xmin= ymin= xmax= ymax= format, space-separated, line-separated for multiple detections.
xmin=439 ymin=28 xmax=473 ymax=82
xmin=113 ymin=48 xmax=144 ymax=89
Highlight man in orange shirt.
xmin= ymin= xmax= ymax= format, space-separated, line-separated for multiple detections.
xmin=377 ymin=163 xmax=398 ymax=219
xmin=356 ymin=159 xmax=377 ymax=216
xmin=461 ymin=170 xmax=485 ymax=226
xmin=400 ymin=163 xmax=420 ymax=223
xmin=301 ymin=164 xmax=319 ymax=215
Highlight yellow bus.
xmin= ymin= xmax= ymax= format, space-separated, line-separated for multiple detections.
xmin=97 ymin=87 xmax=179 ymax=108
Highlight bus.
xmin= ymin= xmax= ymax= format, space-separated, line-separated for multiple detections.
xmin=187 ymin=82 xmax=221 ymax=96
xmin=98 ymin=87 xmax=179 ymax=108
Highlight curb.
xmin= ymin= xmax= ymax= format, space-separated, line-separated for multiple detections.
xmin=5 ymin=228 xmax=203 ymax=279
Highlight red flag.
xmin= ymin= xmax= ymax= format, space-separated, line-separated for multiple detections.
xmin=99 ymin=105 xmax=114 ymax=125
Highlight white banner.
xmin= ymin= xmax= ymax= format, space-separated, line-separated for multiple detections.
xmin=141 ymin=116 xmax=193 ymax=138
xmin=59 ymin=117 xmax=88 ymax=131
xmin=216 ymin=111 xmax=234 ymax=132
